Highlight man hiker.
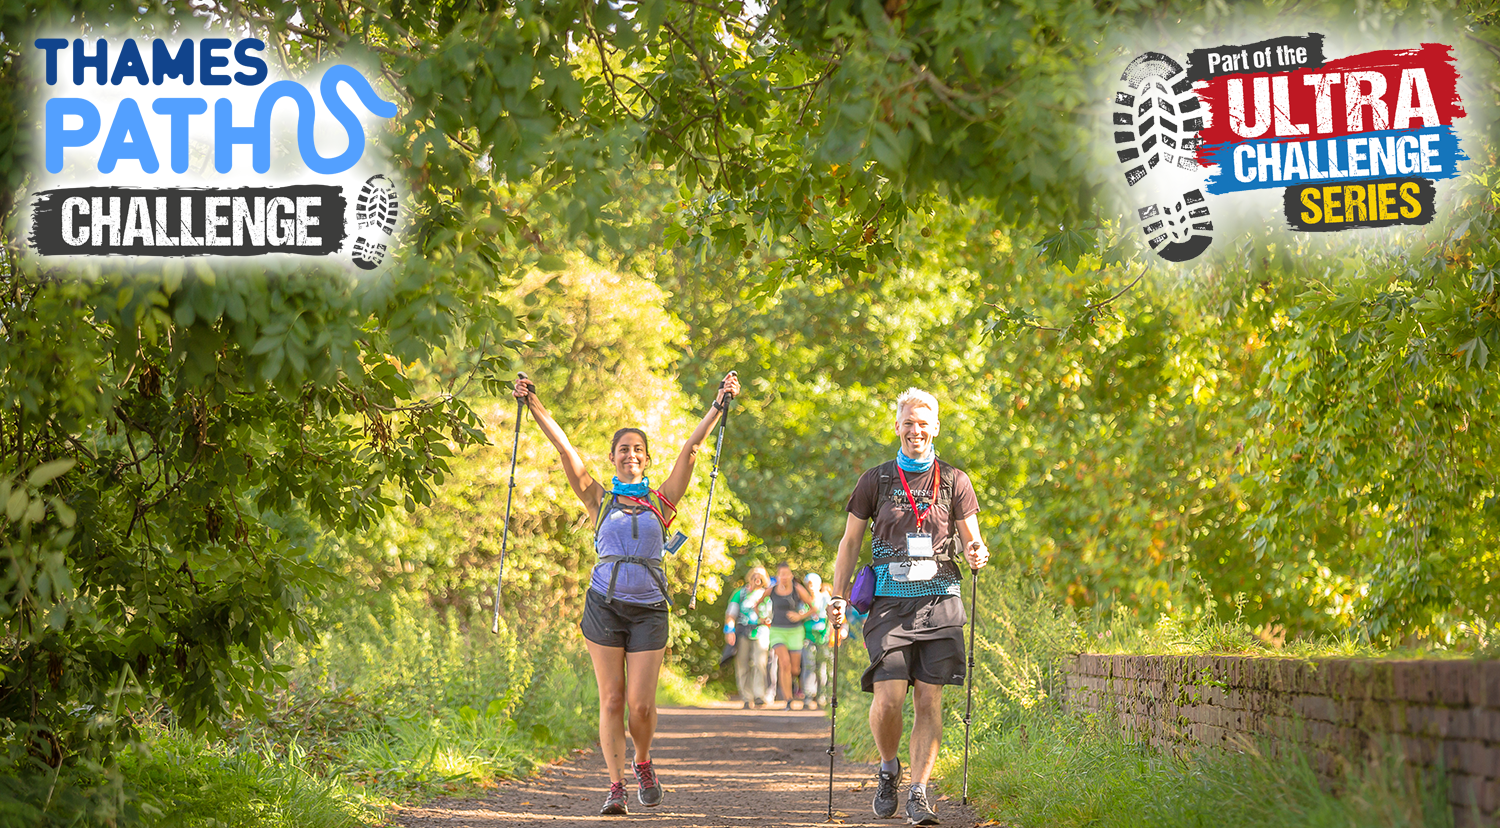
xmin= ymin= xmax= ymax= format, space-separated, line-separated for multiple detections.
xmin=829 ymin=388 xmax=990 ymax=826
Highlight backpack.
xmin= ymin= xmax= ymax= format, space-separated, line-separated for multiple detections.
xmin=594 ymin=489 xmax=678 ymax=605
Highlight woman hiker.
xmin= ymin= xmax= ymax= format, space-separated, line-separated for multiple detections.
xmin=513 ymin=370 xmax=740 ymax=815
xmin=747 ymin=562 xmax=818 ymax=709
xmin=725 ymin=566 xmax=771 ymax=707
xmin=800 ymin=572 xmax=832 ymax=709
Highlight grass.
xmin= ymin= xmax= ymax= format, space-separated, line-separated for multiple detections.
xmin=119 ymin=729 xmax=379 ymax=828
xmin=657 ymin=662 xmax=721 ymax=707
xmin=1 ymin=590 xmax=604 ymax=828
xmin=16 ymin=566 xmax=1473 ymax=828
xmin=935 ymin=709 xmax=1458 ymax=828
xmin=97 ymin=587 xmax=723 ymax=828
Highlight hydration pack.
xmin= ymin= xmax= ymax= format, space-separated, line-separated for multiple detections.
xmin=594 ymin=489 xmax=679 ymax=605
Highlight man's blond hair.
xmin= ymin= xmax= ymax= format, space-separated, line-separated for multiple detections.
xmin=895 ymin=387 xmax=940 ymax=423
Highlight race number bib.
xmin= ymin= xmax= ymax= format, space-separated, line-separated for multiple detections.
xmin=890 ymin=533 xmax=937 ymax=582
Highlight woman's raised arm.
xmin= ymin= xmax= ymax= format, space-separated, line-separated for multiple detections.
xmin=514 ymin=378 xmax=605 ymax=518
xmin=658 ymin=371 xmax=740 ymax=505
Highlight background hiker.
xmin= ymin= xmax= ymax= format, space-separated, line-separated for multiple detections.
xmin=515 ymin=370 xmax=741 ymax=815
xmin=725 ymin=566 xmax=770 ymax=708
xmin=754 ymin=562 xmax=816 ymax=710
xmin=828 ymin=387 xmax=990 ymax=826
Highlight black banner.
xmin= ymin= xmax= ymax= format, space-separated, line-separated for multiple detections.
xmin=1185 ymin=33 xmax=1325 ymax=82
xmin=1283 ymin=176 xmax=1436 ymax=232
xmin=29 ymin=186 xmax=346 ymax=256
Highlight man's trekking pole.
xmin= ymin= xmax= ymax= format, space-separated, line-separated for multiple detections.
xmin=687 ymin=374 xmax=734 ymax=609
xmin=961 ymin=565 xmax=979 ymax=805
xmin=491 ymin=372 xmax=527 ymax=634
xmin=826 ymin=615 xmax=841 ymax=822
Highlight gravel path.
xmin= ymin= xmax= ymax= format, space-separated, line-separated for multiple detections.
xmin=386 ymin=701 xmax=980 ymax=827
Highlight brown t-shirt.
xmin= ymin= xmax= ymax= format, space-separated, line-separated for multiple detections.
xmin=846 ymin=459 xmax=979 ymax=598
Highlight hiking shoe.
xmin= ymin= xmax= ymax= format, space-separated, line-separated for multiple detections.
xmin=873 ymin=760 xmax=901 ymax=818
xmin=905 ymin=786 xmax=940 ymax=825
xmin=634 ymin=759 xmax=663 ymax=807
xmin=601 ymin=781 xmax=628 ymax=815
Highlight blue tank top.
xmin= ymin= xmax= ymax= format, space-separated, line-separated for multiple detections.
xmin=589 ymin=499 xmax=667 ymax=605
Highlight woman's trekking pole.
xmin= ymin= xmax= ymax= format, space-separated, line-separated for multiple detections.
xmin=491 ymin=372 xmax=527 ymax=634
xmin=687 ymin=376 xmax=733 ymax=609
xmin=826 ymin=617 xmax=840 ymax=822
xmin=961 ymin=565 xmax=979 ymax=804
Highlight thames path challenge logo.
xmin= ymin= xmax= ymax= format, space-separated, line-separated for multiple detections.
xmin=25 ymin=35 xmax=402 ymax=270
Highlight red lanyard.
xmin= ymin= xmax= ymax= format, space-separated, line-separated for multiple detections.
xmin=896 ymin=466 xmax=936 ymax=532
xmin=617 ymin=491 xmax=677 ymax=529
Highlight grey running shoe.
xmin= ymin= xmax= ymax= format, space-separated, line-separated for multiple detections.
xmin=601 ymin=781 xmax=627 ymax=815
xmin=873 ymin=760 xmax=901 ymax=818
xmin=905 ymin=786 xmax=940 ymax=825
xmin=634 ymin=760 xmax=663 ymax=807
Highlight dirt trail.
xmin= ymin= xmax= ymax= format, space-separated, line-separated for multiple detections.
xmin=387 ymin=701 xmax=980 ymax=828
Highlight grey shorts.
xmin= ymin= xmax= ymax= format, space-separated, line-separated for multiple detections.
xmin=581 ymin=588 xmax=669 ymax=652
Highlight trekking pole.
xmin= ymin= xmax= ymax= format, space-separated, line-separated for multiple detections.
xmin=826 ymin=616 xmax=840 ymax=822
xmin=687 ymin=374 xmax=734 ymax=609
xmin=491 ymin=372 xmax=527 ymax=634
xmin=961 ymin=565 xmax=979 ymax=805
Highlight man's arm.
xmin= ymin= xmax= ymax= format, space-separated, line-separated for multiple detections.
xmin=956 ymin=514 xmax=991 ymax=570
xmin=829 ymin=513 xmax=867 ymax=625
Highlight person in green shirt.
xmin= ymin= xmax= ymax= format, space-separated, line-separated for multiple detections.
xmin=724 ymin=566 xmax=770 ymax=707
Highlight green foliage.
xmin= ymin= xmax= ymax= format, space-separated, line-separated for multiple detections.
xmin=1238 ymin=175 xmax=1500 ymax=642
xmin=106 ymin=586 xmax=604 ymax=828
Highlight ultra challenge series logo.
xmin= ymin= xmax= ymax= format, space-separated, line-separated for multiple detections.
xmin=25 ymin=35 xmax=402 ymax=270
xmin=1113 ymin=33 xmax=1466 ymax=263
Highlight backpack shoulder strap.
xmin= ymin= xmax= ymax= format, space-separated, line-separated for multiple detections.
xmin=874 ymin=459 xmax=899 ymax=510
xmin=935 ymin=459 xmax=955 ymax=508
xmin=595 ymin=490 xmax=676 ymax=541
xmin=594 ymin=491 xmax=617 ymax=540
xmin=646 ymin=489 xmax=676 ymax=529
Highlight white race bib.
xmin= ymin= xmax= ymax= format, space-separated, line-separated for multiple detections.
xmin=889 ymin=560 xmax=938 ymax=582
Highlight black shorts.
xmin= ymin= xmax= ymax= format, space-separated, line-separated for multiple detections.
xmin=581 ymin=588 xmax=669 ymax=652
xmin=864 ymin=629 xmax=966 ymax=690
xmin=861 ymin=595 xmax=967 ymax=692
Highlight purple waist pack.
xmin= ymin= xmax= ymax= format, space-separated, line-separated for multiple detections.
xmin=850 ymin=565 xmax=876 ymax=614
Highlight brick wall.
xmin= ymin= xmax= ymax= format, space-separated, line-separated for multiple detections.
xmin=1064 ymin=654 xmax=1499 ymax=825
